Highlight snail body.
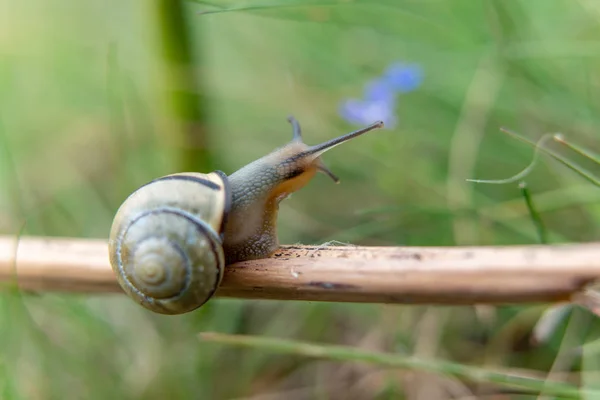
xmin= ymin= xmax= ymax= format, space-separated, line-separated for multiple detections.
xmin=109 ymin=117 xmax=383 ymax=314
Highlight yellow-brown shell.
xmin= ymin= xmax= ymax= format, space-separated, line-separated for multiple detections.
xmin=108 ymin=171 xmax=231 ymax=315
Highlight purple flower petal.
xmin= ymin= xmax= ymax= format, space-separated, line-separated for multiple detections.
xmin=339 ymin=98 xmax=368 ymax=125
xmin=339 ymin=99 xmax=397 ymax=129
xmin=384 ymin=62 xmax=423 ymax=93
xmin=364 ymin=77 xmax=396 ymax=103
xmin=360 ymin=100 xmax=397 ymax=128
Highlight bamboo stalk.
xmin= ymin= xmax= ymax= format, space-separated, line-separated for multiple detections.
xmin=0 ymin=235 xmax=599 ymax=304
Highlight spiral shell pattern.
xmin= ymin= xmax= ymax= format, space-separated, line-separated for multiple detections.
xmin=108 ymin=171 xmax=231 ymax=315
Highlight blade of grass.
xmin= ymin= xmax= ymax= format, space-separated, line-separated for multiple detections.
xmin=198 ymin=332 xmax=586 ymax=398
xmin=554 ymin=134 xmax=600 ymax=165
xmin=193 ymin=0 xmax=451 ymax=43
xmin=467 ymin=128 xmax=600 ymax=187
xmin=447 ymin=51 xmax=504 ymax=245
xmin=519 ymin=181 xmax=548 ymax=244
xmin=194 ymin=0 xmax=369 ymax=15
xmin=500 ymin=128 xmax=600 ymax=187
xmin=537 ymin=307 xmax=586 ymax=400
xmin=581 ymin=330 xmax=600 ymax=393
xmin=467 ymin=134 xmax=554 ymax=185
xmin=155 ymin=0 xmax=213 ymax=172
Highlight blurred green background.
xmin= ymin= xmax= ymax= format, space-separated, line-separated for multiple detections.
xmin=2 ymin=0 xmax=600 ymax=398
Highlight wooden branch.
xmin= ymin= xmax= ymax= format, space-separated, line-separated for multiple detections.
xmin=0 ymin=235 xmax=599 ymax=305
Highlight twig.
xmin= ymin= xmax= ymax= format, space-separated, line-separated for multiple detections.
xmin=0 ymin=236 xmax=600 ymax=305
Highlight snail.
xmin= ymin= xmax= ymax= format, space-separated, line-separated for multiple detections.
xmin=108 ymin=116 xmax=384 ymax=315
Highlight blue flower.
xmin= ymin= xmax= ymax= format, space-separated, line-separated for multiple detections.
xmin=364 ymin=77 xmax=396 ymax=103
xmin=339 ymin=98 xmax=398 ymax=128
xmin=339 ymin=61 xmax=422 ymax=129
xmin=383 ymin=63 xmax=423 ymax=93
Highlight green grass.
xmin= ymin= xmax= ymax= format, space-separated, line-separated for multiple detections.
xmin=2 ymin=0 xmax=600 ymax=398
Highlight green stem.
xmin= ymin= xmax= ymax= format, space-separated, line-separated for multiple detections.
xmin=519 ymin=181 xmax=548 ymax=244
xmin=198 ymin=332 xmax=586 ymax=398
xmin=155 ymin=0 xmax=213 ymax=172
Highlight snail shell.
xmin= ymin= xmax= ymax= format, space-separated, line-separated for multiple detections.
xmin=108 ymin=171 xmax=231 ymax=315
